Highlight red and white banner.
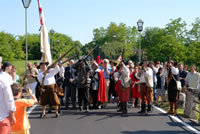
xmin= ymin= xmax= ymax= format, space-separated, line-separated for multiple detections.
xmin=117 ymin=55 xmax=122 ymax=62
xmin=38 ymin=0 xmax=52 ymax=64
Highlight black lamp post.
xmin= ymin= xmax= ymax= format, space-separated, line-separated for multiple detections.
xmin=22 ymin=0 xmax=32 ymax=69
xmin=49 ymin=29 xmax=55 ymax=59
xmin=137 ymin=19 xmax=144 ymax=62
xmin=57 ymin=40 xmax=61 ymax=57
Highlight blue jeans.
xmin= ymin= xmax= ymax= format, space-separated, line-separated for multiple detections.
xmin=153 ymin=82 xmax=157 ymax=101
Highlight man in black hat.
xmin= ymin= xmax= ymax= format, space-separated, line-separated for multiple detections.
xmin=73 ymin=60 xmax=91 ymax=112
xmin=37 ymin=62 xmax=61 ymax=118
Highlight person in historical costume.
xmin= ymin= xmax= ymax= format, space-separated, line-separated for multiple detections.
xmin=73 ymin=60 xmax=91 ymax=112
xmin=90 ymin=62 xmax=107 ymax=109
xmin=131 ymin=66 xmax=141 ymax=108
xmin=114 ymin=61 xmax=130 ymax=114
xmin=167 ymin=61 xmax=179 ymax=115
xmin=108 ymin=61 xmax=117 ymax=103
xmin=37 ymin=62 xmax=60 ymax=118
xmin=100 ymin=59 xmax=112 ymax=108
xmin=55 ymin=61 xmax=65 ymax=106
xmin=137 ymin=61 xmax=153 ymax=114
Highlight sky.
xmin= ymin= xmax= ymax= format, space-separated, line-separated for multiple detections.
xmin=0 ymin=0 xmax=199 ymax=45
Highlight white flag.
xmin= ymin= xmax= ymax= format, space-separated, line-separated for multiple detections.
xmin=38 ymin=0 xmax=52 ymax=64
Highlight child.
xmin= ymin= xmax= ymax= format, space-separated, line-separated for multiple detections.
xmin=11 ymin=83 xmax=37 ymax=134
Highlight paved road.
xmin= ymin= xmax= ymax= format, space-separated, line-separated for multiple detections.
xmin=29 ymin=104 xmax=199 ymax=134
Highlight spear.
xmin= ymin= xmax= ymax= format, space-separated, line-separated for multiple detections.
xmin=61 ymin=56 xmax=75 ymax=65
xmin=47 ymin=46 xmax=74 ymax=70
xmin=122 ymin=47 xmax=125 ymax=60
xmin=83 ymin=46 xmax=98 ymax=60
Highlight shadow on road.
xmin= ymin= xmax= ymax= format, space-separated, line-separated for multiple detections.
xmin=120 ymin=130 xmax=193 ymax=134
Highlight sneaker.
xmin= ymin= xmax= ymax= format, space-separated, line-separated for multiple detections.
xmin=40 ymin=114 xmax=46 ymax=119
xmin=131 ymin=104 xmax=135 ymax=108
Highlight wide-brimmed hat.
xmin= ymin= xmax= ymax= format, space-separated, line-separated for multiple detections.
xmin=39 ymin=61 xmax=49 ymax=67
xmin=92 ymin=62 xmax=99 ymax=67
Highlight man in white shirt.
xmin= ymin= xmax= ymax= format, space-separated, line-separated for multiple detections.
xmin=0 ymin=61 xmax=16 ymax=134
xmin=24 ymin=62 xmax=38 ymax=95
xmin=149 ymin=61 xmax=158 ymax=102
xmin=138 ymin=61 xmax=153 ymax=114
xmin=37 ymin=62 xmax=60 ymax=118
xmin=184 ymin=65 xmax=200 ymax=119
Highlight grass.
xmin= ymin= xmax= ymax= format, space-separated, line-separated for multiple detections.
xmin=157 ymin=100 xmax=184 ymax=115
xmin=11 ymin=60 xmax=39 ymax=81
xmin=157 ymin=99 xmax=200 ymax=121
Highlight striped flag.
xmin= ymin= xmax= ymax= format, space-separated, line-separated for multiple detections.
xmin=117 ymin=55 xmax=122 ymax=62
xmin=38 ymin=0 xmax=52 ymax=64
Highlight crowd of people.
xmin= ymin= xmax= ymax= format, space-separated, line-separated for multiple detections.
xmin=1 ymin=55 xmax=200 ymax=134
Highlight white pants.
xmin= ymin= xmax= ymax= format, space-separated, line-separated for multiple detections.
xmin=26 ymin=82 xmax=37 ymax=95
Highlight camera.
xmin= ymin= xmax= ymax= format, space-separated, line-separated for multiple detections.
xmin=22 ymin=88 xmax=27 ymax=93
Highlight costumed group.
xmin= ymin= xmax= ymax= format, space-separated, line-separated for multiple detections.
xmin=25 ymin=55 xmax=180 ymax=119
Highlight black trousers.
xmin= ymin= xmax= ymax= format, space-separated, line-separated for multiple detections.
xmin=108 ymin=79 xmax=117 ymax=100
xmin=78 ymin=87 xmax=89 ymax=108
xmin=91 ymin=90 xmax=98 ymax=107
xmin=65 ymin=84 xmax=76 ymax=106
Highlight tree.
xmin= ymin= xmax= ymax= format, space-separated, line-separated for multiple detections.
xmin=0 ymin=32 xmax=24 ymax=61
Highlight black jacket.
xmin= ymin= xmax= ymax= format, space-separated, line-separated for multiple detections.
xmin=64 ymin=66 xmax=77 ymax=86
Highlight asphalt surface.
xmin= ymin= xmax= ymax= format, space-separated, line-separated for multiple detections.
xmin=29 ymin=104 xmax=199 ymax=134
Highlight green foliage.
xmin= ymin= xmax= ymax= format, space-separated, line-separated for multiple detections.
xmin=83 ymin=22 xmax=138 ymax=60
xmin=82 ymin=17 xmax=200 ymax=66
xmin=0 ymin=32 xmax=24 ymax=61
xmin=0 ymin=30 xmax=82 ymax=62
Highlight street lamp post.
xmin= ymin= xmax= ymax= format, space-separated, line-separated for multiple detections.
xmin=49 ymin=29 xmax=55 ymax=59
xmin=137 ymin=19 xmax=144 ymax=62
xmin=22 ymin=0 xmax=32 ymax=69
xmin=57 ymin=40 xmax=60 ymax=57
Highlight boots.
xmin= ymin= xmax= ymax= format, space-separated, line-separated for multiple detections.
xmin=138 ymin=104 xmax=146 ymax=114
xmin=147 ymin=104 xmax=153 ymax=112
xmin=122 ymin=102 xmax=128 ymax=114
xmin=117 ymin=102 xmax=123 ymax=112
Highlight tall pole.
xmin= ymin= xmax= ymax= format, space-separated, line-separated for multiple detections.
xmin=25 ymin=8 xmax=28 ymax=69
xmin=139 ymin=33 xmax=141 ymax=62
xmin=51 ymin=36 xmax=53 ymax=59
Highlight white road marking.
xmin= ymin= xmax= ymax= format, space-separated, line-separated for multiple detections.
xmin=27 ymin=104 xmax=38 ymax=117
xmin=153 ymin=105 xmax=200 ymax=134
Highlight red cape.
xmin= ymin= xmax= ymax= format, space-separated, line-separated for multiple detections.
xmin=96 ymin=56 xmax=101 ymax=65
xmin=97 ymin=70 xmax=107 ymax=102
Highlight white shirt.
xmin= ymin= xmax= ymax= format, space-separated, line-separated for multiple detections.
xmin=0 ymin=73 xmax=16 ymax=121
xmin=119 ymin=65 xmax=130 ymax=81
xmin=119 ymin=65 xmax=130 ymax=88
xmin=37 ymin=65 xmax=60 ymax=86
xmin=1 ymin=72 xmax=13 ymax=85
xmin=185 ymin=71 xmax=200 ymax=89
xmin=114 ymin=72 xmax=119 ymax=82
xmin=59 ymin=66 xmax=65 ymax=78
xmin=152 ymin=67 xmax=158 ymax=83
xmin=145 ymin=67 xmax=154 ymax=88
xmin=162 ymin=69 xmax=168 ymax=78
xmin=171 ymin=66 xmax=179 ymax=75
xmin=140 ymin=73 xmax=145 ymax=83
